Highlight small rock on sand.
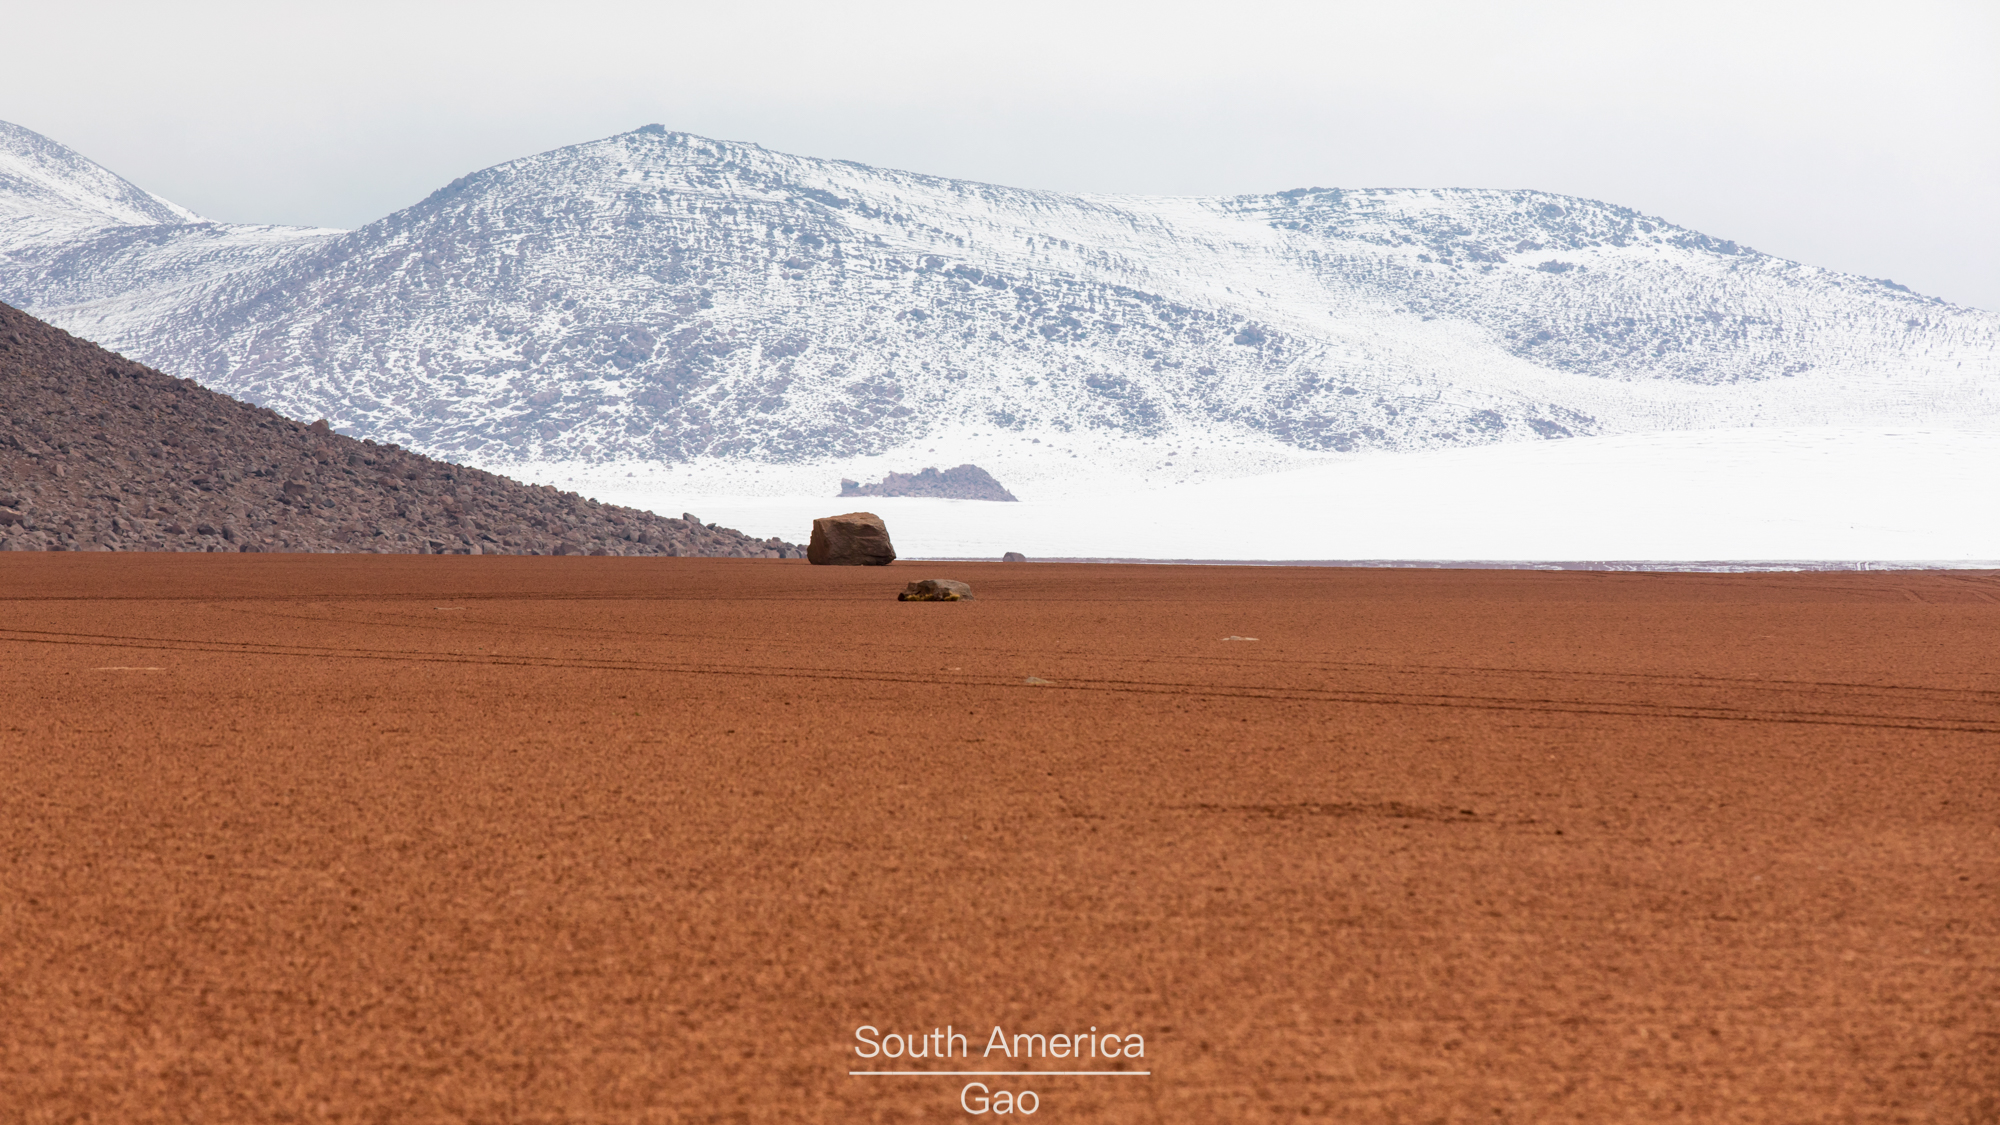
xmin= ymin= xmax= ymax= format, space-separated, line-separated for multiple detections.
xmin=898 ymin=578 xmax=973 ymax=601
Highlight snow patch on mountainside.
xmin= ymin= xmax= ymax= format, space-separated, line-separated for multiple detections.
xmin=21 ymin=220 xmax=347 ymax=360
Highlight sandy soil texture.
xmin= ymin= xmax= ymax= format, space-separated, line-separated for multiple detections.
xmin=2 ymin=555 xmax=1995 ymax=1122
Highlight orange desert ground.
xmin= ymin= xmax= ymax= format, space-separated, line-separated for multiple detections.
xmin=2 ymin=554 xmax=1995 ymax=1122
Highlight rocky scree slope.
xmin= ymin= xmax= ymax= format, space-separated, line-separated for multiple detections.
xmin=1 ymin=120 xmax=1995 ymax=478
xmin=0 ymin=302 xmax=800 ymax=556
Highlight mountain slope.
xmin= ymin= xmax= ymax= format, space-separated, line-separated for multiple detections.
xmin=0 ymin=300 xmax=800 ymax=556
xmin=0 ymin=120 xmax=201 ymax=242
xmin=1 ymin=121 xmax=1994 ymax=495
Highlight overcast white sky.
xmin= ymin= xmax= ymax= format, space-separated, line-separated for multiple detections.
xmin=5 ymin=0 xmax=1996 ymax=308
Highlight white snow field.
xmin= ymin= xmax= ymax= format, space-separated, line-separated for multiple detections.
xmin=550 ymin=428 xmax=2000 ymax=565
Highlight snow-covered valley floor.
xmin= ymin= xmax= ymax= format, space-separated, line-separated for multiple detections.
xmin=515 ymin=428 xmax=2000 ymax=566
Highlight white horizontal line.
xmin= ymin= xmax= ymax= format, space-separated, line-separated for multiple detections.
xmin=850 ymin=1071 xmax=1150 ymax=1077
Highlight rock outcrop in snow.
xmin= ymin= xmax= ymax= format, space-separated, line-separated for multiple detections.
xmin=841 ymin=464 xmax=1016 ymax=501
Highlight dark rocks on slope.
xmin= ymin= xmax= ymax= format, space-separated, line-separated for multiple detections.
xmin=839 ymin=464 xmax=1018 ymax=501
xmin=806 ymin=512 xmax=896 ymax=566
xmin=0 ymin=302 xmax=802 ymax=558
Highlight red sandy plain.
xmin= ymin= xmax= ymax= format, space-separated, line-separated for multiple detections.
xmin=1 ymin=554 xmax=1994 ymax=1122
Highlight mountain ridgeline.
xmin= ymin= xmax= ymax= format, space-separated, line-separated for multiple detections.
xmin=0 ymin=119 xmax=1994 ymax=479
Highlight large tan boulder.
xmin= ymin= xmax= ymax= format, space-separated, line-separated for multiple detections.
xmin=807 ymin=511 xmax=897 ymax=565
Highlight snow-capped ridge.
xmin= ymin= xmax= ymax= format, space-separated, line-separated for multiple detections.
xmin=0 ymin=120 xmax=1993 ymax=491
xmin=0 ymin=120 xmax=201 ymax=240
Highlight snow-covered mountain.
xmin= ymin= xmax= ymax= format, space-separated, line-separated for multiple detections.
xmin=2 ymin=118 xmax=1995 ymax=497
xmin=0 ymin=120 xmax=201 ymax=241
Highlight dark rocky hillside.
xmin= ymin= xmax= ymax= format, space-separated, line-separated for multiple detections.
xmin=0 ymin=302 xmax=800 ymax=556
